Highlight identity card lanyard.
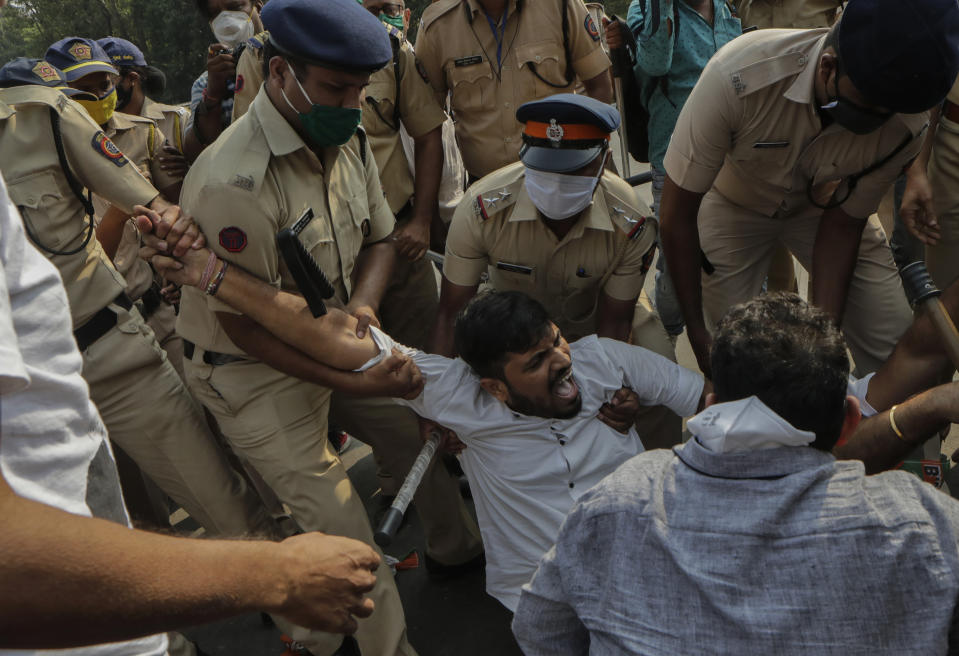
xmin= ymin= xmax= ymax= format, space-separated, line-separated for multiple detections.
xmin=466 ymin=0 xmax=520 ymax=81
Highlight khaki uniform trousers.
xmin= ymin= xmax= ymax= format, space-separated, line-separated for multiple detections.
xmin=146 ymin=302 xmax=186 ymax=381
xmin=183 ymin=354 xmax=478 ymax=656
xmin=698 ymin=190 xmax=913 ymax=374
xmin=928 ymin=115 xmax=959 ymax=289
xmin=81 ymin=303 xmax=270 ymax=536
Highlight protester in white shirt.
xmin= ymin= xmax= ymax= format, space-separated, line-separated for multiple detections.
xmin=0 ymin=172 xmax=381 ymax=651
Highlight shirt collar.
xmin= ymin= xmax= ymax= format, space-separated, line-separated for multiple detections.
xmin=465 ymin=0 xmax=519 ymax=19
xmin=251 ymin=85 xmax=308 ymax=158
xmin=784 ymin=34 xmax=827 ymax=105
xmin=0 ymin=101 xmax=12 ymax=120
xmin=140 ymin=96 xmax=164 ymax=121
xmin=103 ymin=111 xmax=136 ymax=136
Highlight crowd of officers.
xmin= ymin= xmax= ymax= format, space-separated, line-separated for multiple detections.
xmin=2 ymin=0 xmax=959 ymax=653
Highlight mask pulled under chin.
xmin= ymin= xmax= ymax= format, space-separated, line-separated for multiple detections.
xmin=211 ymin=10 xmax=255 ymax=48
xmin=524 ymin=166 xmax=600 ymax=220
xmin=281 ymin=62 xmax=362 ymax=147
xmin=77 ymin=88 xmax=118 ymax=126
xmin=821 ymin=98 xmax=891 ymax=135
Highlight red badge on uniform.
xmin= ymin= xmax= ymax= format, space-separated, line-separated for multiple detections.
xmin=235 ymin=74 xmax=245 ymax=93
xmin=219 ymin=226 xmax=247 ymax=252
xmin=584 ymin=15 xmax=600 ymax=42
xmin=91 ymin=131 xmax=128 ymax=167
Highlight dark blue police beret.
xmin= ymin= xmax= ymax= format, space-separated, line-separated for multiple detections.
xmin=260 ymin=0 xmax=392 ymax=73
xmin=517 ymin=93 xmax=620 ymax=173
xmin=98 ymin=37 xmax=148 ymax=68
xmin=0 ymin=57 xmax=86 ymax=96
xmin=839 ymin=0 xmax=959 ymax=114
xmin=45 ymin=37 xmax=118 ymax=82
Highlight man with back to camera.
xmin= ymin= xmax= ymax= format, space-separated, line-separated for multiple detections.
xmin=514 ymin=292 xmax=959 ymax=654
xmin=659 ymin=0 xmax=959 ymax=377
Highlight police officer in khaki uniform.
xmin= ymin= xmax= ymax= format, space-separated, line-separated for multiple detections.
xmin=434 ymin=94 xmax=682 ymax=448
xmin=175 ymin=0 xmax=481 ymax=652
xmin=900 ymin=78 xmax=959 ymax=291
xmin=415 ymin=0 xmax=613 ymax=181
xmin=231 ymin=14 xmax=448 ymax=349
xmin=660 ymin=0 xmax=959 ymax=378
xmin=0 ymin=58 xmax=270 ymax=538
xmin=48 ymin=39 xmax=189 ymax=381
xmin=734 ymin=0 xmax=842 ymax=30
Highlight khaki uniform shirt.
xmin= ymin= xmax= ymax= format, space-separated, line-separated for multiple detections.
xmin=232 ymin=27 xmax=448 ymax=214
xmin=366 ymin=25 xmax=448 ymax=214
xmin=0 ymin=86 xmax=158 ymax=327
xmin=142 ymin=96 xmax=190 ymax=154
xmin=734 ymin=0 xmax=841 ymax=29
xmin=663 ymin=29 xmax=927 ymax=220
xmin=444 ymin=161 xmax=657 ymax=339
xmin=177 ymin=87 xmax=395 ymax=355
xmin=416 ymin=0 xmax=611 ymax=178
xmin=93 ymin=111 xmax=174 ymax=300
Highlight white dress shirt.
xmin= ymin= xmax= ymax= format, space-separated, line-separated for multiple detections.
xmin=397 ymin=335 xmax=704 ymax=610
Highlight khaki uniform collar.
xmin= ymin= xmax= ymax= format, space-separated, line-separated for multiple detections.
xmin=102 ymin=111 xmax=139 ymax=137
xmin=0 ymin=101 xmax=13 ymax=120
xmin=510 ymin=170 xmax=615 ymax=236
xmin=251 ymin=85 xmax=308 ymax=158
xmin=783 ymin=34 xmax=827 ymax=105
xmin=140 ymin=96 xmax=165 ymax=121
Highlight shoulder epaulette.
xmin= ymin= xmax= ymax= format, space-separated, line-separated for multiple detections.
xmin=729 ymin=49 xmax=809 ymax=98
xmin=602 ymin=175 xmax=655 ymax=242
xmin=470 ymin=166 xmax=524 ymax=220
xmin=420 ymin=0 xmax=461 ymax=32
xmin=247 ymin=30 xmax=269 ymax=49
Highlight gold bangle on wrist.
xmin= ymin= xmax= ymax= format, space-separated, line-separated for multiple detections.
xmin=889 ymin=404 xmax=907 ymax=442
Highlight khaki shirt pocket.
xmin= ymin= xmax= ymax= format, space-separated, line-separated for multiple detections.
xmin=365 ymin=77 xmax=398 ymax=132
xmin=515 ymin=41 xmax=569 ymax=96
xmin=447 ymin=62 xmax=494 ymax=115
xmin=561 ymin=275 xmax=600 ymax=326
xmin=286 ymin=211 xmax=336 ymax=293
xmin=7 ymin=170 xmax=76 ymax=250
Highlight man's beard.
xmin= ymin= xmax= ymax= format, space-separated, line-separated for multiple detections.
xmin=504 ymin=381 xmax=583 ymax=420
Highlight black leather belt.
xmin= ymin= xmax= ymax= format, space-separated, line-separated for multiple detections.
xmin=74 ymin=292 xmax=133 ymax=352
xmin=182 ymin=339 xmax=247 ymax=366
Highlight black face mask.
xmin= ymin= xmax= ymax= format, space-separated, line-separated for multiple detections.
xmin=115 ymin=82 xmax=134 ymax=112
xmin=820 ymin=66 xmax=893 ymax=135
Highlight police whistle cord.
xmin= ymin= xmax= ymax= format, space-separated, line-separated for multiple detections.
xmin=901 ymin=262 xmax=959 ymax=369
xmin=276 ymin=208 xmax=336 ymax=317
xmin=374 ymin=433 xmax=442 ymax=547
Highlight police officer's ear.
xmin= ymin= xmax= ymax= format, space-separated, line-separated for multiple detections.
xmin=267 ymin=55 xmax=290 ymax=85
xmin=818 ymin=51 xmax=839 ymax=94
xmin=125 ymin=70 xmax=141 ymax=88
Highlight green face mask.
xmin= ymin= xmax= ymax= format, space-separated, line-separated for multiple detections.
xmin=379 ymin=12 xmax=405 ymax=30
xmin=281 ymin=62 xmax=361 ymax=147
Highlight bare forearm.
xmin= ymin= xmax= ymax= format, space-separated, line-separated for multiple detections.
xmin=429 ymin=277 xmax=478 ymax=356
xmin=811 ymin=210 xmax=866 ymax=323
xmin=96 ymin=205 xmax=130 ymax=261
xmin=595 ymin=293 xmax=636 ymax=342
xmin=0 ymin=485 xmax=278 ymax=649
xmin=411 ymin=128 xmax=443 ymax=229
xmin=219 ymin=313 xmax=380 ymax=393
xmin=660 ymin=179 xmax=706 ymax=335
xmin=350 ymin=241 xmax=396 ymax=311
xmin=836 ymin=383 xmax=956 ymax=474
xmin=582 ymin=70 xmax=613 ymax=104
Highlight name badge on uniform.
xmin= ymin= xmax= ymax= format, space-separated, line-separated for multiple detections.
xmin=752 ymin=141 xmax=790 ymax=149
xmin=292 ymin=207 xmax=315 ymax=233
xmin=496 ymin=261 xmax=533 ymax=275
xmin=454 ymin=55 xmax=483 ymax=67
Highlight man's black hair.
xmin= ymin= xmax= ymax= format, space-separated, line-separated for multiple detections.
xmin=710 ymin=293 xmax=849 ymax=451
xmin=262 ymin=39 xmax=307 ymax=83
xmin=454 ymin=291 xmax=553 ymax=380
xmin=118 ymin=64 xmax=166 ymax=97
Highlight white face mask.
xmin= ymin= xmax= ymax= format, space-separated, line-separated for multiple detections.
xmin=524 ymin=155 xmax=605 ymax=221
xmin=211 ymin=10 xmax=254 ymax=47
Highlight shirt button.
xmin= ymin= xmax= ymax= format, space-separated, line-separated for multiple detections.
xmin=535 ymin=55 xmax=542 ymax=63
xmin=568 ymin=482 xmax=575 ymax=489
xmin=504 ymin=102 xmax=510 ymax=109
xmin=559 ymin=440 xmax=566 ymax=446
xmin=505 ymin=137 xmax=512 ymax=143
xmin=797 ymin=54 xmax=807 ymax=66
